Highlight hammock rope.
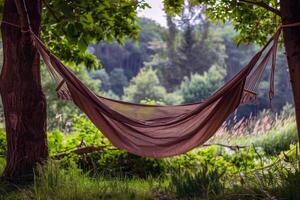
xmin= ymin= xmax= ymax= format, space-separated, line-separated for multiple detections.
xmin=1 ymin=20 xmax=300 ymax=158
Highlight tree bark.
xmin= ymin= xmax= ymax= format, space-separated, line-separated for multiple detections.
xmin=0 ymin=0 xmax=48 ymax=180
xmin=280 ymin=0 xmax=300 ymax=144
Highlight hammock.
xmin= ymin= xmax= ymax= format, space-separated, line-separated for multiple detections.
xmin=27 ymin=27 xmax=283 ymax=158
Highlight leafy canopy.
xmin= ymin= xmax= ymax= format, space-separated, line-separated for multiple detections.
xmin=41 ymin=0 xmax=150 ymax=69
xmin=163 ymin=0 xmax=280 ymax=45
xmin=0 ymin=0 xmax=280 ymax=68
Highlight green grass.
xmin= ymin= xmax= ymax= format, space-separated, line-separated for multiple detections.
xmin=33 ymin=161 xmax=156 ymax=200
xmin=0 ymin=159 xmax=158 ymax=200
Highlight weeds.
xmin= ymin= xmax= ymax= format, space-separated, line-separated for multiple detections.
xmin=170 ymin=163 xmax=225 ymax=199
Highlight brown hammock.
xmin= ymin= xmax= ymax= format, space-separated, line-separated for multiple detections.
xmin=29 ymin=26 xmax=282 ymax=158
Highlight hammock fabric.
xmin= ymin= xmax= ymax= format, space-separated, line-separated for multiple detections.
xmin=27 ymin=27 xmax=284 ymax=158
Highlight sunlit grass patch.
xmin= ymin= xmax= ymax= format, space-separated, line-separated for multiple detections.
xmin=33 ymin=160 xmax=156 ymax=200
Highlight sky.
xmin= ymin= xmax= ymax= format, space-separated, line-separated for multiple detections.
xmin=138 ymin=0 xmax=167 ymax=27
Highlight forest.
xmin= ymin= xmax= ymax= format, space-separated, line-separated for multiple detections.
xmin=0 ymin=0 xmax=300 ymax=199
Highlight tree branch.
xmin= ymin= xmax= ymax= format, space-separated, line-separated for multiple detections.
xmin=52 ymin=146 xmax=107 ymax=159
xmin=41 ymin=0 xmax=70 ymax=39
xmin=50 ymin=143 xmax=249 ymax=160
xmin=238 ymin=0 xmax=281 ymax=17
xmin=41 ymin=0 xmax=61 ymax=22
xmin=202 ymin=143 xmax=248 ymax=150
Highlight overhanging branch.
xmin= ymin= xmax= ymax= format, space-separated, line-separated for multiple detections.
xmin=238 ymin=0 xmax=281 ymax=17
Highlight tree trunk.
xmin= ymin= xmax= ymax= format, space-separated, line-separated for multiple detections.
xmin=280 ymin=0 xmax=300 ymax=143
xmin=0 ymin=0 xmax=48 ymax=180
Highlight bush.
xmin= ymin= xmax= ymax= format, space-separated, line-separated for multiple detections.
xmin=47 ymin=114 xmax=168 ymax=178
xmin=123 ymin=67 xmax=167 ymax=103
xmin=123 ymin=67 xmax=183 ymax=105
xmin=95 ymin=151 xmax=167 ymax=178
xmin=180 ymin=65 xmax=226 ymax=103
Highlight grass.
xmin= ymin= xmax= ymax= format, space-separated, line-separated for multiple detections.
xmin=33 ymin=161 xmax=156 ymax=200
xmin=217 ymin=165 xmax=300 ymax=200
xmin=0 ymin=159 xmax=159 ymax=200
xmin=210 ymin=110 xmax=298 ymax=155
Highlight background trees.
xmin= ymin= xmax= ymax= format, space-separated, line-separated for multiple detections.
xmin=88 ymin=15 xmax=292 ymax=115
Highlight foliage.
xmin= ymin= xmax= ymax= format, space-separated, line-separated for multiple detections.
xmin=250 ymin=120 xmax=297 ymax=155
xmin=48 ymin=114 xmax=111 ymax=155
xmin=94 ymin=151 xmax=166 ymax=179
xmin=163 ymin=92 xmax=184 ymax=105
xmin=0 ymin=45 xmax=3 ymax=126
xmin=90 ymin=69 xmax=111 ymax=91
xmin=87 ymin=16 xmax=291 ymax=113
xmin=0 ymin=114 xmax=299 ymax=199
xmin=180 ymin=65 xmax=226 ymax=103
xmin=156 ymin=18 xmax=227 ymax=91
xmin=43 ymin=109 xmax=299 ymax=181
xmin=47 ymin=114 xmax=167 ymax=178
xmin=42 ymin=65 xmax=102 ymax=130
xmin=123 ymin=67 xmax=166 ymax=103
xmin=170 ymin=163 xmax=225 ymax=199
xmin=221 ymin=25 xmax=256 ymax=81
xmin=0 ymin=128 xmax=6 ymax=156
xmin=256 ymin=51 xmax=293 ymax=112
xmin=40 ymin=0 xmax=149 ymax=69
xmin=91 ymin=18 xmax=167 ymax=81
xmin=278 ymin=168 xmax=300 ymax=200
xmin=123 ymin=67 xmax=182 ymax=104
xmin=109 ymin=68 xmax=129 ymax=96
xmin=42 ymin=64 xmax=120 ymax=130
xmin=0 ymin=159 xmax=156 ymax=200
xmin=175 ymin=9 xmax=226 ymax=79
xmin=210 ymin=108 xmax=298 ymax=155
xmin=163 ymin=0 xmax=280 ymax=45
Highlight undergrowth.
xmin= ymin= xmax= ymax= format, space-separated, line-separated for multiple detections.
xmin=0 ymin=106 xmax=299 ymax=200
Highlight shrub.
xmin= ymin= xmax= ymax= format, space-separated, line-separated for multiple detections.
xmin=95 ymin=151 xmax=167 ymax=178
xmin=123 ymin=67 xmax=167 ymax=103
xmin=47 ymin=114 xmax=168 ymax=178
xmin=180 ymin=65 xmax=226 ymax=104
xmin=123 ymin=67 xmax=183 ymax=105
